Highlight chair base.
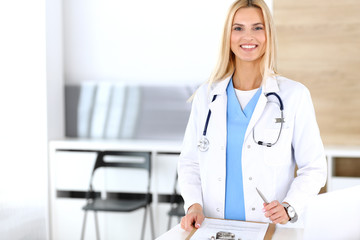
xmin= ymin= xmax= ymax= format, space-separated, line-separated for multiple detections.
xmin=80 ymin=206 xmax=155 ymax=240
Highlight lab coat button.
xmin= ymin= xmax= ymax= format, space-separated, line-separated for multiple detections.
xmin=247 ymin=145 xmax=251 ymax=149
xmin=249 ymin=177 xmax=252 ymax=181
xmin=216 ymin=208 xmax=220 ymax=212
xmin=252 ymin=207 xmax=256 ymax=211
xmin=218 ymin=177 xmax=222 ymax=181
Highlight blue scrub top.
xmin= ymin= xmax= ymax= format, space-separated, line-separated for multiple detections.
xmin=225 ymin=78 xmax=261 ymax=220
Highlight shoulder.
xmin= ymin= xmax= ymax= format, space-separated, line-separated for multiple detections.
xmin=195 ymin=82 xmax=210 ymax=98
xmin=275 ymin=76 xmax=315 ymax=113
xmin=277 ymin=75 xmax=308 ymax=91
xmin=193 ymin=80 xmax=222 ymax=102
xmin=276 ymin=75 xmax=311 ymax=97
xmin=189 ymin=83 xmax=208 ymax=108
xmin=194 ymin=76 xmax=231 ymax=101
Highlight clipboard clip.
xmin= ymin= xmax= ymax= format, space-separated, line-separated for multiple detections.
xmin=210 ymin=231 xmax=238 ymax=240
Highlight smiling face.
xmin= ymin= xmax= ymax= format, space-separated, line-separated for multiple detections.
xmin=230 ymin=7 xmax=266 ymax=65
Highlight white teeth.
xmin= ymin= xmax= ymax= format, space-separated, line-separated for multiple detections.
xmin=241 ymin=45 xmax=256 ymax=49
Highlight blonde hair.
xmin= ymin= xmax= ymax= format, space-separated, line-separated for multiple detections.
xmin=209 ymin=0 xmax=277 ymax=87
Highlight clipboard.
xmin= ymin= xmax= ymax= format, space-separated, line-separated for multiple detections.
xmin=185 ymin=218 xmax=275 ymax=240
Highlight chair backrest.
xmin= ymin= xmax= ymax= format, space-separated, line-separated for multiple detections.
xmin=88 ymin=151 xmax=151 ymax=193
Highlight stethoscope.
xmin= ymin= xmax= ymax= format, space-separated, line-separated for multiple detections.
xmin=197 ymin=92 xmax=284 ymax=152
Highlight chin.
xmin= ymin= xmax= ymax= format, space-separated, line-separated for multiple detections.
xmin=239 ymin=57 xmax=261 ymax=63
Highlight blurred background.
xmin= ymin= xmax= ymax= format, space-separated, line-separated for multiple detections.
xmin=0 ymin=0 xmax=359 ymax=239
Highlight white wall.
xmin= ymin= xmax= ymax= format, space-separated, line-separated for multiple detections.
xmin=64 ymin=0 xmax=273 ymax=85
xmin=47 ymin=0 xmax=65 ymax=140
xmin=0 ymin=1 xmax=48 ymax=239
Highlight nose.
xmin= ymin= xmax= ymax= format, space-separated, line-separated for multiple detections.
xmin=242 ymin=29 xmax=254 ymax=41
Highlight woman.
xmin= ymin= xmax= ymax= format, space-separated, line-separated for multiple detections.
xmin=178 ymin=0 xmax=327 ymax=231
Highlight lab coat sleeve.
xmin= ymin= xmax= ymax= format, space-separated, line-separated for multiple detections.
xmin=178 ymin=92 xmax=203 ymax=213
xmin=283 ymin=86 xmax=327 ymax=219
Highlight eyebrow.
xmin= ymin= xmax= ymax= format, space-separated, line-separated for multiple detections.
xmin=232 ymin=22 xmax=264 ymax=26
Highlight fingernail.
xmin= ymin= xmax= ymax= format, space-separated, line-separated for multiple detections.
xmin=262 ymin=208 xmax=266 ymax=212
xmin=196 ymin=223 xmax=201 ymax=228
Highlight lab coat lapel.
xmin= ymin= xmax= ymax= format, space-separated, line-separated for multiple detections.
xmin=208 ymin=77 xmax=231 ymax=148
xmin=209 ymin=93 xmax=227 ymax=144
xmin=244 ymin=91 xmax=267 ymax=141
xmin=244 ymin=76 xmax=279 ymax=140
xmin=206 ymin=75 xmax=279 ymax=146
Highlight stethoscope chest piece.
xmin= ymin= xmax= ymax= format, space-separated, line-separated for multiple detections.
xmin=198 ymin=94 xmax=217 ymax=152
xmin=198 ymin=135 xmax=210 ymax=152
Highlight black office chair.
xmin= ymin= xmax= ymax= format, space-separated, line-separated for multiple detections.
xmin=167 ymin=173 xmax=185 ymax=230
xmin=80 ymin=151 xmax=155 ymax=240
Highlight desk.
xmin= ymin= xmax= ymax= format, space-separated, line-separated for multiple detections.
xmin=156 ymin=224 xmax=304 ymax=240
xmin=49 ymin=138 xmax=182 ymax=153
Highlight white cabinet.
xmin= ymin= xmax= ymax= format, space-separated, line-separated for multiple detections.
xmin=325 ymin=146 xmax=360 ymax=192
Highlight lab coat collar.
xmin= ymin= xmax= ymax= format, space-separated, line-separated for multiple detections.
xmin=210 ymin=74 xmax=279 ymax=98
xmin=263 ymin=75 xmax=279 ymax=93
xmin=207 ymin=74 xmax=280 ymax=141
xmin=210 ymin=75 xmax=232 ymax=97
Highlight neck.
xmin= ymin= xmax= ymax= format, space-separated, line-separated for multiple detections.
xmin=232 ymin=60 xmax=262 ymax=90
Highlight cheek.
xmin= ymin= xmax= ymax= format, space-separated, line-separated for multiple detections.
xmin=256 ymin=34 xmax=266 ymax=52
xmin=230 ymin=34 xmax=235 ymax=45
xmin=260 ymin=39 xmax=267 ymax=53
xmin=258 ymin=33 xmax=266 ymax=45
xmin=261 ymin=36 xmax=266 ymax=45
xmin=230 ymin=33 xmax=239 ymax=51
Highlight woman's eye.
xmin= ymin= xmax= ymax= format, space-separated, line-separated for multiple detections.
xmin=234 ymin=27 xmax=242 ymax=31
xmin=254 ymin=26 xmax=264 ymax=31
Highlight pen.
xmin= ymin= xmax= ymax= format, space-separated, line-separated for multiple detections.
xmin=256 ymin=187 xmax=269 ymax=204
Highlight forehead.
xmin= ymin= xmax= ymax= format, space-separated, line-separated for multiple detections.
xmin=232 ymin=7 xmax=264 ymax=24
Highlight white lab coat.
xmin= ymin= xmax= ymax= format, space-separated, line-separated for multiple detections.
xmin=178 ymin=75 xmax=327 ymax=225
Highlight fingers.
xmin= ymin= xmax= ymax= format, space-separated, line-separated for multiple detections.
xmin=272 ymin=212 xmax=288 ymax=224
xmin=269 ymin=211 xmax=285 ymax=224
xmin=263 ymin=201 xmax=280 ymax=217
xmin=180 ymin=211 xmax=205 ymax=232
xmin=195 ymin=213 xmax=205 ymax=228
xmin=263 ymin=200 xmax=289 ymax=224
xmin=184 ymin=215 xmax=195 ymax=232
xmin=180 ymin=216 xmax=194 ymax=231
xmin=263 ymin=200 xmax=278 ymax=211
xmin=180 ymin=217 xmax=185 ymax=229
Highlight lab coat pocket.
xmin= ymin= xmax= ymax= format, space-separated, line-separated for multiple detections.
xmin=263 ymin=128 xmax=292 ymax=166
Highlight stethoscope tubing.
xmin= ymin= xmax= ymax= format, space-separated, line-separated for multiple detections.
xmin=265 ymin=92 xmax=283 ymax=110
xmin=202 ymin=95 xmax=217 ymax=136
xmin=198 ymin=92 xmax=284 ymax=151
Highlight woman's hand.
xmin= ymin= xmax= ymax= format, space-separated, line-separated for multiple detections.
xmin=180 ymin=203 xmax=205 ymax=231
xmin=263 ymin=200 xmax=290 ymax=224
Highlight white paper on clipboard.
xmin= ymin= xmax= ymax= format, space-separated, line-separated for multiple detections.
xmin=190 ymin=218 xmax=269 ymax=240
